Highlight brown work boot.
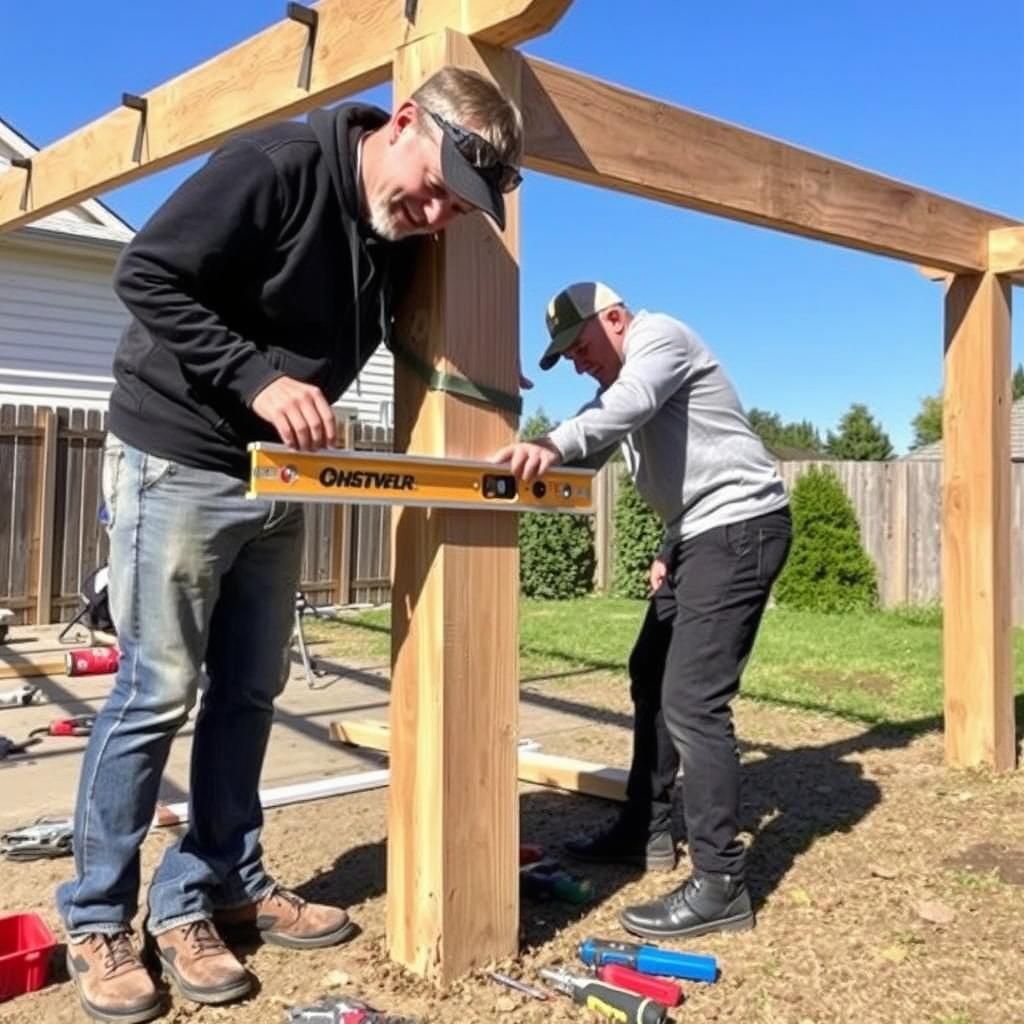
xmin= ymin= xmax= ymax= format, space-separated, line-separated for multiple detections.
xmin=151 ymin=919 xmax=251 ymax=1004
xmin=66 ymin=931 xmax=162 ymax=1024
xmin=215 ymin=885 xmax=357 ymax=949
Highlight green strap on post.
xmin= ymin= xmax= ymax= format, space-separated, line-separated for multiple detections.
xmin=391 ymin=341 xmax=522 ymax=416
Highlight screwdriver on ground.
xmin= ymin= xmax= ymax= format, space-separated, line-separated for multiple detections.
xmin=587 ymin=962 xmax=683 ymax=1007
xmin=579 ymin=937 xmax=719 ymax=982
xmin=540 ymin=967 xmax=668 ymax=1024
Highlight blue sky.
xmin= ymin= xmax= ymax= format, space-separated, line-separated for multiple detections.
xmin=4 ymin=1 xmax=1022 ymax=452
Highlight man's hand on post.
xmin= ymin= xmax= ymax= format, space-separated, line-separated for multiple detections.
xmin=251 ymin=376 xmax=337 ymax=451
xmin=489 ymin=437 xmax=562 ymax=483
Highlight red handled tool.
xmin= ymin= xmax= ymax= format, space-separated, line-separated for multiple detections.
xmin=590 ymin=963 xmax=683 ymax=1007
xmin=29 ymin=715 xmax=95 ymax=739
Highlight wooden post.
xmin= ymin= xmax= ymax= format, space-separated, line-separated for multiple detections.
xmin=387 ymin=30 xmax=522 ymax=981
xmin=33 ymin=408 xmax=59 ymax=625
xmin=942 ymin=272 xmax=1016 ymax=770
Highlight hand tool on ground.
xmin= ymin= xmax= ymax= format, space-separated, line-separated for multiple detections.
xmin=0 ymin=734 xmax=42 ymax=760
xmin=585 ymin=963 xmax=683 ymax=1007
xmin=486 ymin=970 xmax=549 ymax=1000
xmin=29 ymin=714 xmax=95 ymax=739
xmin=284 ymin=996 xmax=420 ymax=1024
xmin=1 ymin=816 xmax=74 ymax=860
xmin=520 ymin=859 xmax=594 ymax=904
xmin=0 ymin=683 xmax=40 ymax=708
xmin=540 ymin=967 xmax=668 ymax=1024
xmin=579 ymin=938 xmax=718 ymax=983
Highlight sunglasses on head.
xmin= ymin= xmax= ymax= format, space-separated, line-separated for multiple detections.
xmin=426 ymin=109 xmax=523 ymax=194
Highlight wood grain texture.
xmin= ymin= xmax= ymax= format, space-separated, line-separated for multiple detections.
xmin=988 ymin=226 xmax=1024 ymax=282
xmin=0 ymin=0 xmax=570 ymax=231
xmin=330 ymin=719 xmax=629 ymax=801
xmin=942 ymin=273 xmax=1015 ymax=770
xmin=387 ymin=30 xmax=522 ymax=983
xmin=522 ymin=58 xmax=1020 ymax=272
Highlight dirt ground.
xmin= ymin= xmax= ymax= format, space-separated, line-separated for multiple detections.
xmin=2 ymin=672 xmax=1022 ymax=1024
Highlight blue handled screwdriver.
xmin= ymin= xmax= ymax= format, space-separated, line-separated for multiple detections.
xmin=578 ymin=938 xmax=718 ymax=983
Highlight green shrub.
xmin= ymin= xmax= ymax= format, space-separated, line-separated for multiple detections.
xmin=516 ymin=406 xmax=596 ymax=599
xmin=611 ymin=472 xmax=663 ymax=599
xmin=519 ymin=510 xmax=596 ymax=599
xmin=774 ymin=466 xmax=878 ymax=612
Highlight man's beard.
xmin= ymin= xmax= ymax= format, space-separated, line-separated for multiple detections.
xmin=368 ymin=190 xmax=433 ymax=241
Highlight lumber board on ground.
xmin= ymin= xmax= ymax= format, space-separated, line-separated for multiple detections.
xmin=330 ymin=719 xmax=627 ymax=801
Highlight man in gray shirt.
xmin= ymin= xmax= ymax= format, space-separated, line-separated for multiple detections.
xmin=492 ymin=282 xmax=791 ymax=939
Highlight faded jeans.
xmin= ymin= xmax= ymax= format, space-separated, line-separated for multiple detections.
xmin=57 ymin=434 xmax=304 ymax=936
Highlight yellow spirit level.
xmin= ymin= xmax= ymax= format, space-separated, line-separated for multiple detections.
xmin=247 ymin=443 xmax=595 ymax=514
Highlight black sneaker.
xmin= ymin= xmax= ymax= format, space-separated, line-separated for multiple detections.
xmin=564 ymin=817 xmax=676 ymax=871
xmin=619 ymin=871 xmax=754 ymax=939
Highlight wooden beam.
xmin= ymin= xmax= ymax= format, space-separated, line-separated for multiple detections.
xmin=0 ymin=652 xmax=67 ymax=680
xmin=942 ymin=273 xmax=1016 ymax=771
xmin=989 ymin=226 xmax=1024 ymax=283
xmin=387 ymin=31 xmax=522 ymax=983
xmin=0 ymin=0 xmax=571 ymax=233
xmin=331 ymin=719 xmax=629 ymax=801
xmin=521 ymin=58 xmax=1020 ymax=273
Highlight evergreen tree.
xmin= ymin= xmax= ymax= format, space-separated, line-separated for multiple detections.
xmin=1013 ymin=363 xmax=1024 ymax=401
xmin=748 ymin=407 xmax=822 ymax=453
xmin=825 ymin=403 xmax=894 ymax=460
xmin=774 ymin=467 xmax=878 ymax=612
xmin=910 ymin=394 xmax=943 ymax=449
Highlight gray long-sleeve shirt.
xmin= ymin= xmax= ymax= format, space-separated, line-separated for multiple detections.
xmin=547 ymin=310 xmax=788 ymax=546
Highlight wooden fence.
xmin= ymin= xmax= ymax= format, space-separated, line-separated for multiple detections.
xmin=593 ymin=459 xmax=1024 ymax=623
xmin=5 ymin=405 xmax=1023 ymax=624
xmin=0 ymin=405 xmax=394 ymax=624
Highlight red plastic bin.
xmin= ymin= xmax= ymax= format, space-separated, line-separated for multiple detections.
xmin=0 ymin=913 xmax=57 ymax=1001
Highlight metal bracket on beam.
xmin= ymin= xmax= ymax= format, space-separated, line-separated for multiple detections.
xmin=121 ymin=93 xmax=148 ymax=164
xmin=9 ymin=157 xmax=31 ymax=212
xmin=286 ymin=2 xmax=318 ymax=91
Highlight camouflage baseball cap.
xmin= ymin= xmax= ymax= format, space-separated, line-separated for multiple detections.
xmin=539 ymin=282 xmax=624 ymax=370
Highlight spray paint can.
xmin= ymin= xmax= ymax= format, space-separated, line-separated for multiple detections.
xmin=65 ymin=646 xmax=120 ymax=677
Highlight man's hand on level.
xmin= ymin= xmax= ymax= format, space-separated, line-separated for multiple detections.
xmin=251 ymin=375 xmax=337 ymax=450
xmin=489 ymin=437 xmax=562 ymax=483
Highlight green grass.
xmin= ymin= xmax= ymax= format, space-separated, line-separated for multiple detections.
xmin=310 ymin=597 xmax=1024 ymax=729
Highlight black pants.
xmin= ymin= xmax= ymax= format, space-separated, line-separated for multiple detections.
xmin=624 ymin=507 xmax=792 ymax=877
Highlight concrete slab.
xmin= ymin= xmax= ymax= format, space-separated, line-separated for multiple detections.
xmin=0 ymin=625 xmax=621 ymax=831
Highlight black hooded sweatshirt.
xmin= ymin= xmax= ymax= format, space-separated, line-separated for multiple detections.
xmin=108 ymin=103 xmax=417 ymax=479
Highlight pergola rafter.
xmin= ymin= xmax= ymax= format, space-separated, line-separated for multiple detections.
xmin=1 ymin=0 xmax=1018 ymax=984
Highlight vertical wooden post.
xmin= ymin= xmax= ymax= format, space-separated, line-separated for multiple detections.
xmin=387 ymin=30 xmax=522 ymax=982
xmin=33 ymin=408 xmax=58 ymax=625
xmin=942 ymin=272 xmax=1015 ymax=770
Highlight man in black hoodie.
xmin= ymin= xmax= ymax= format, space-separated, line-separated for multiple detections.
xmin=57 ymin=66 xmax=523 ymax=1023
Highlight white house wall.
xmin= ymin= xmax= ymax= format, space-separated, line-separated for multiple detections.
xmin=0 ymin=240 xmax=123 ymax=408
xmin=0 ymin=237 xmax=396 ymax=423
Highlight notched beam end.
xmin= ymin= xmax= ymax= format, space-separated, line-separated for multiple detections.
xmin=988 ymin=226 xmax=1024 ymax=284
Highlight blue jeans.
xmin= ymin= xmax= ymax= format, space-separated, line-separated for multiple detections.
xmin=57 ymin=435 xmax=305 ymax=937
